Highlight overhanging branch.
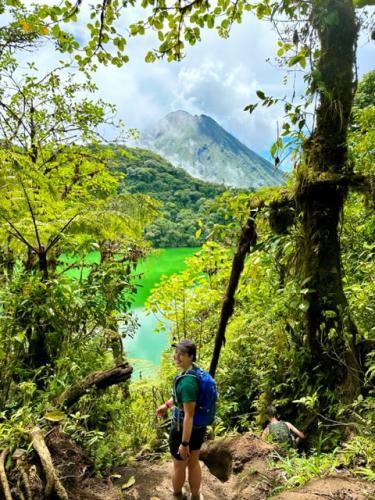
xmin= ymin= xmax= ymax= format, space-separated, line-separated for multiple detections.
xmin=56 ymin=363 xmax=133 ymax=408
xmin=209 ymin=205 xmax=262 ymax=377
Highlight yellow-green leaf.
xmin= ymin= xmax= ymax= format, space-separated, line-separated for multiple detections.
xmin=121 ymin=476 xmax=136 ymax=489
xmin=44 ymin=410 xmax=66 ymax=422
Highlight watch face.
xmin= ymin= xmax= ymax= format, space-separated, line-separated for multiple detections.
xmin=181 ymin=441 xmax=189 ymax=446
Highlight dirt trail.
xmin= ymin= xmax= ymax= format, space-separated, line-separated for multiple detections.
xmin=273 ymin=477 xmax=375 ymax=500
xmin=113 ymin=433 xmax=375 ymax=500
xmin=12 ymin=429 xmax=373 ymax=499
xmin=115 ymin=462 xmax=232 ymax=499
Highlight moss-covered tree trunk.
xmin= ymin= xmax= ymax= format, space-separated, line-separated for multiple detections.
xmin=298 ymin=0 xmax=361 ymax=401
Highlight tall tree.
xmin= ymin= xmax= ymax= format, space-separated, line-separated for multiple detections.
xmin=296 ymin=0 xmax=362 ymax=401
xmin=0 ymin=59 xmax=158 ymax=370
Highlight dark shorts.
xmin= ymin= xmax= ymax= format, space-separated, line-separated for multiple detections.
xmin=169 ymin=422 xmax=206 ymax=460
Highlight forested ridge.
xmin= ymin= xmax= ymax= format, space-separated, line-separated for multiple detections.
xmin=0 ymin=0 xmax=374 ymax=499
xmin=114 ymin=147 xmax=228 ymax=247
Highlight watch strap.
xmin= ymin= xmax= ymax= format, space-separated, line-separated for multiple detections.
xmin=181 ymin=441 xmax=189 ymax=447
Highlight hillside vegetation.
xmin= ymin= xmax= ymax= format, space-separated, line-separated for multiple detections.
xmin=115 ymin=147 xmax=228 ymax=247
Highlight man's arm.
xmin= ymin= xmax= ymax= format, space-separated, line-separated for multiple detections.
xmin=178 ymin=401 xmax=196 ymax=460
xmin=262 ymin=426 xmax=270 ymax=440
xmin=286 ymin=422 xmax=304 ymax=440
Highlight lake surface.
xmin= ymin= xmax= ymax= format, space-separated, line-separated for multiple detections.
xmin=61 ymin=247 xmax=198 ymax=377
xmin=122 ymin=247 xmax=198 ymax=377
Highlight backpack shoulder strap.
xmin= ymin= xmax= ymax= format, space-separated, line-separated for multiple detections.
xmin=188 ymin=365 xmax=203 ymax=378
xmin=173 ymin=369 xmax=198 ymax=404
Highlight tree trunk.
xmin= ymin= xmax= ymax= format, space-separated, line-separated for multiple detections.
xmin=209 ymin=208 xmax=259 ymax=377
xmin=38 ymin=250 xmax=48 ymax=281
xmin=0 ymin=448 xmax=13 ymax=500
xmin=298 ymin=0 xmax=361 ymax=400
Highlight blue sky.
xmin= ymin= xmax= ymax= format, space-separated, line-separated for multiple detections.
xmin=17 ymin=4 xmax=375 ymax=162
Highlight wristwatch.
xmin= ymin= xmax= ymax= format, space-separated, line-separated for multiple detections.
xmin=181 ymin=441 xmax=189 ymax=447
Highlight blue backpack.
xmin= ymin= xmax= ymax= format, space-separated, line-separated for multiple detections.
xmin=172 ymin=365 xmax=217 ymax=427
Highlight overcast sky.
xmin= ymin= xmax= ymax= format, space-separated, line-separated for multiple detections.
xmin=17 ymin=5 xmax=375 ymax=160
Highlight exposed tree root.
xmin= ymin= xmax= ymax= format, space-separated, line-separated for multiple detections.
xmin=56 ymin=362 xmax=133 ymax=407
xmin=13 ymin=449 xmax=32 ymax=500
xmin=15 ymin=484 xmax=25 ymax=500
xmin=29 ymin=426 xmax=69 ymax=500
xmin=0 ymin=447 xmax=13 ymax=500
xmin=19 ymin=468 xmax=32 ymax=500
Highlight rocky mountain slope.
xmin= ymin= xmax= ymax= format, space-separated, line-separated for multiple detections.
xmin=141 ymin=110 xmax=284 ymax=188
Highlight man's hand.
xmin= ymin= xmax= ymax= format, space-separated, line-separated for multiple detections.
xmin=178 ymin=443 xmax=190 ymax=460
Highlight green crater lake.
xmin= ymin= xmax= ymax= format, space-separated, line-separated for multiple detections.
xmin=62 ymin=247 xmax=198 ymax=377
xmin=122 ymin=247 xmax=198 ymax=377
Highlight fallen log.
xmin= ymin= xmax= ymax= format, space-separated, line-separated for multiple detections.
xmin=29 ymin=426 xmax=68 ymax=500
xmin=0 ymin=447 xmax=13 ymax=500
xmin=56 ymin=362 xmax=133 ymax=407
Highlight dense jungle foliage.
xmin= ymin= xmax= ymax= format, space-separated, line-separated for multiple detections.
xmin=0 ymin=0 xmax=374 ymax=497
xmin=115 ymin=147 xmax=227 ymax=247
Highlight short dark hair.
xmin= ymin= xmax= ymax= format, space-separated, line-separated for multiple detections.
xmin=171 ymin=339 xmax=197 ymax=362
xmin=266 ymin=405 xmax=277 ymax=417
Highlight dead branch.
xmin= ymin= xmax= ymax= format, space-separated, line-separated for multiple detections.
xmin=0 ymin=448 xmax=13 ymax=500
xmin=29 ymin=426 xmax=68 ymax=500
xmin=56 ymin=362 xmax=133 ymax=407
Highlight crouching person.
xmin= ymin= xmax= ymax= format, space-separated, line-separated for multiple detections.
xmin=262 ymin=405 xmax=304 ymax=448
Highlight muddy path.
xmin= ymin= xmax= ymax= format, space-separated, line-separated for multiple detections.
xmin=6 ymin=430 xmax=374 ymax=499
xmin=112 ymin=433 xmax=375 ymax=500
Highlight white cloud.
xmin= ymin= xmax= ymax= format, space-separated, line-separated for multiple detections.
xmin=13 ymin=5 xmax=375 ymax=156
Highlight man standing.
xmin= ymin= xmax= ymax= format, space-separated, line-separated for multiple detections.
xmin=156 ymin=340 xmax=205 ymax=500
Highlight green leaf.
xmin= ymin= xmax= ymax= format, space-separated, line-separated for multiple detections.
xmin=15 ymin=332 xmax=25 ymax=343
xmin=270 ymin=142 xmax=278 ymax=158
xmin=121 ymin=476 xmax=136 ymax=489
xmin=256 ymin=90 xmax=266 ymax=100
xmin=354 ymin=0 xmax=375 ymax=7
xmin=244 ymin=103 xmax=257 ymax=114
xmin=44 ymin=410 xmax=66 ymax=422
xmin=145 ymin=51 xmax=156 ymax=63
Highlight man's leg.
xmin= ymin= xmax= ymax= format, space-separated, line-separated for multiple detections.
xmin=187 ymin=450 xmax=201 ymax=497
xmin=172 ymin=456 xmax=188 ymax=497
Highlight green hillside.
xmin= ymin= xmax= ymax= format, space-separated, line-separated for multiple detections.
xmin=115 ymin=147 xmax=228 ymax=247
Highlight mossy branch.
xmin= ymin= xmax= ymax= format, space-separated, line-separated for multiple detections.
xmin=56 ymin=362 xmax=133 ymax=408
